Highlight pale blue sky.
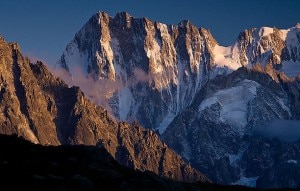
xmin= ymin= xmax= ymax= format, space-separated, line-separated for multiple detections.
xmin=0 ymin=0 xmax=299 ymax=65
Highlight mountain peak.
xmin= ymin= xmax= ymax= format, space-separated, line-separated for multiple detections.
xmin=112 ymin=11 xmax=133 ymax=28
xmin=97 ymin=11 xmax=110 ymax=19
xmin=114 ymin=11 xmax=132 ymax=21
xmin=0 ymin=35 xmax=209 ymax=183
xmin=178 ymin=19 xmax=192 ymax=28
xmin=115 ymin=11 xmax=131 ymax=17
xmin=9 ymin=42 xmax=20 ymax=51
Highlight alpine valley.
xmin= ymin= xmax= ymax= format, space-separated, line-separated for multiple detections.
xmin=1 ymin=11 xmax=300 ymax=189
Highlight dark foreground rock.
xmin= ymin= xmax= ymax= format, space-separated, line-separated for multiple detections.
xmin=0 ymin=134 xmax=297 ymax=191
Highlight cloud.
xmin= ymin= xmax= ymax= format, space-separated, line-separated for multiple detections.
xmin=254 ymin=119 xmax=300 ymax=142
xmin=48 ymin=61 xmax=154 ymax=120
xmin=50 ymin=65 xmax=125 ymax=114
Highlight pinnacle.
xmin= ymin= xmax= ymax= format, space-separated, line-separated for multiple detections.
xmin=114 ymin=11 xmax=132 ymax=19
xmin=178 ymin=19 xmax=191 ymax=27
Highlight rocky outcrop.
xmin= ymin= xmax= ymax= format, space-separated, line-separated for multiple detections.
xmin=0 ymin=37 xmax=59 ymax=145
xmin=0 ymin=36 xmax=209 ymax=183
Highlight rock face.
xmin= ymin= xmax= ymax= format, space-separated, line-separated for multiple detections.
xmin=58 ymin=12 xmax=216 ymax=133
xmin=162 ymin=67 xmax=300 ymax=188
xmin=58 ymin=12 xmax=300 ymax=134
xmin=57 ymin=12 xmax=300 ymax=188
xmin=0 ymin=36 xmax=209 ymax=183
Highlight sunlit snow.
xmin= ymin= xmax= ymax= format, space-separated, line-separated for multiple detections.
xmin=212 ymin=44 xmax=242 ymax=71
xmin=258 ymin=27 xmax=274 ymax=37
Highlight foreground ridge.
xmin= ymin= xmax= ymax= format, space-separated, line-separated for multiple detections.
xmin=1 ymin=134 xmax=298 ymax=191
xmin=0 ymin=35 xmax=208 ymax=182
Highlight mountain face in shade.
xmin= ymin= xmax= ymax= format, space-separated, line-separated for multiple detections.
xmin=1 ymin=134 xmax=192 ymax=191
xmin=162 ymin=67 xmax=300 ymax=188
xmin=4 ymin=134 xmax=296 ymax=191
xmin=0 ymin=35 xmax=209 ymax=183
xmin=57 ymin=12 xmax=300 ymax=188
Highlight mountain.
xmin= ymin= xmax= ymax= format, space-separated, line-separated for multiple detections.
xmin=58 ymin=12 xmax=300 ymax=133
xmin=1 ymin=134 xmax=188 ymax=191
xmin=162 ymin=67 xmax=300 ymax=188
xmin=0 ymin=35 xmax=209 ymax=183
xmin=4 ymin=134 xmax=295 ymax=191
xmin=57 ymin=12 xmax=216 ymax=133
xmin=57 ymin=11 xmax=300 ymax=188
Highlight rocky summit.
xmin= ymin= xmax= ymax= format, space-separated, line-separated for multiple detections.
xmin=57 ymin=12 xmax=300 ymax=188
xmin=0 ymin=35 xmax=209 ymax=183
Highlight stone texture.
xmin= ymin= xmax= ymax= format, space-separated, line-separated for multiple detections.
xmin=0 ymin=36 xmax=209 ymax=183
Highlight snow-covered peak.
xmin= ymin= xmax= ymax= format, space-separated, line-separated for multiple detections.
xmin=258 ymin=27 xmax=274 ymax=37
xmin=58 ymin=11 xmax=300 ymax=133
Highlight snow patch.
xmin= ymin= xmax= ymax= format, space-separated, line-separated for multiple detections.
xmin=199 ymin=80 xmax=260 ymax=132
xmin=212 ymin=44 xmax=242 ymax=71
xmin=211 ymin=44 xmax=243 ymax=79
xmin=258 ymin=27 xmax=273 ymax=37
xmin=118 ymin=87 xmax=134 ymax=121
xmin=64 ymin=42 xmax=89 ymax=76
xmin=233 ymin=176 xmax=259 ymax=188
xmin=158 ymin=112 xmax=176 ymax=134
xmin=287 ymin=160 xmax=298 ymax=164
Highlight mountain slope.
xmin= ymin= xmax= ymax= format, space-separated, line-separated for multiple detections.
xmin=57 ymin=12 xmax=217 ymax=133
xmin=4 ymin=134 xmax=294 ymax=191
xmin=162 ymin=66 xmax=300 ymax=188
xmin=0 ymin=35 xmax=209 ymax=183
xmin=56 ymin=12 xmax=300 ymax=188
xmin=57 ymin=12 xmax=300 ymax=134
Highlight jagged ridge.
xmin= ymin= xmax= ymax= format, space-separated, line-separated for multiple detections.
xmin=58 ymin=12 xmax=300 ymax=133
xmin=0 ymin=35 xmax=209 ymax=183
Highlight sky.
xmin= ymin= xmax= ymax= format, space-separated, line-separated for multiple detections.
xmin=0 ymin=0 xmax=299 ymax=65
